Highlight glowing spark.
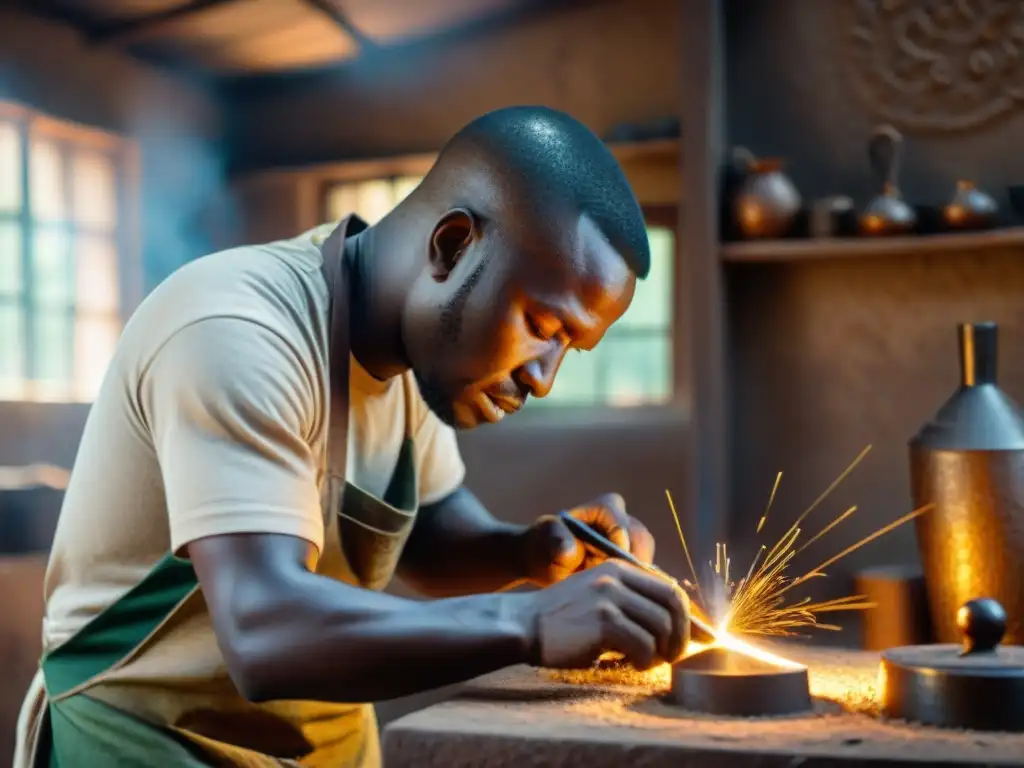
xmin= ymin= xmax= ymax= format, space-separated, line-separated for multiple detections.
xmin=795 ymin=505 xmax=856 ymax=555
xmin=781 ymin=504 xmax=934 ymax=595
xmin=757 ymin=471 xmax=782 ymax=534
xmin=665 ymin=489 xmax=703 ymax=606
xmin=764 ymin=445 xmax=872 ymax=565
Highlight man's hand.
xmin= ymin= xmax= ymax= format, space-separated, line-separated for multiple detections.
xmin=513 ymin=559 xmax=690 ymax=669
xmin=521 ymin=492 xmax=656 ymax=587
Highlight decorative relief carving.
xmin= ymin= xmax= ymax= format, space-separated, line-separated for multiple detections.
xmin=844 ymin=0 xmax=1024 ymax=132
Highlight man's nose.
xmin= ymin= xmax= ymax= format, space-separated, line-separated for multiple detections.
xmin=516 ymin=343 xmax=567 ymax=398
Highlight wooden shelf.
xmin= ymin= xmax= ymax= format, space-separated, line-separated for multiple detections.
xmin=720 ymin=226 xmax=1024 ymax=263
xmin=606 ymin=137 xmax=679 ymax=161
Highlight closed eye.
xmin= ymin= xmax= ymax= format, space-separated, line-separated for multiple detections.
xmin=526 ymin=314 xmax=551 ymax=341
xmin=527 ymin=313 xmax=579 ymax=352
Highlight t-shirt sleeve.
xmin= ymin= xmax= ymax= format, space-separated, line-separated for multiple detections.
xmin=414 ymin=410 xmax=467 ymax=506
xmin=141 ymin=316 xmax=325 ymax=555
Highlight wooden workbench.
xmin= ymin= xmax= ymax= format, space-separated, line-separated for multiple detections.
xmin=382 ymin=646 xmax=1024 ymax=767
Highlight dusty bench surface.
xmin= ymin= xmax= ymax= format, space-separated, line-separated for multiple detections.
xmin=382 ymin=646 xmax=1024 ymax=768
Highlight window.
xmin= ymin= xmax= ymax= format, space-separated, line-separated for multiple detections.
xmin=324 ymin=176 xmax=424 ymax=225
xmin=323 ymin=177 xmax=674 ymax=408
xmin=0 ymin=102 xmax=131 ymax=403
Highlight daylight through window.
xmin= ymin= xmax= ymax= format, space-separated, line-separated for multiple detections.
xmin=324 ymin=177 xmax=674 ymax=408
xmin=0 ymin=102 xmax=127 ymax=402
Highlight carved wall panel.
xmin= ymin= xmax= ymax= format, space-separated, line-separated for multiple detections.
xmin=844 ymin=0 xmax=1024 ymax=132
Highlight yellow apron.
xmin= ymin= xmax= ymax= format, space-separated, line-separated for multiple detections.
xmin=15 ymin=217 xmax=420 ymax=767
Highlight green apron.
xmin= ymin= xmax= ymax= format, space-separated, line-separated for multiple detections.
xmin=27 ymin=217 xmax=420 ymax=767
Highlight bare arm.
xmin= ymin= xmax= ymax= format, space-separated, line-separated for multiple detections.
xmin=145 ymin=318 xmax=531 ymax=703
xmin=188 ymin=532 xmax=532 ymax=703
xmin=398 ymin=487 xmax=529 ymax=597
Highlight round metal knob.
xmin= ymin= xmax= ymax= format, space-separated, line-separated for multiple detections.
xmin=956 ymin=598 xmax=1006 ymax=654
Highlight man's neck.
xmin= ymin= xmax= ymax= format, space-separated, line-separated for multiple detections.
xmin=345 ymin=215 xmax=413 ymax=382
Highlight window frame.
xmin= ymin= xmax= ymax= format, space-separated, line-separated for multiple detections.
xmin=0 ymin=100 xmax=142 ymax=404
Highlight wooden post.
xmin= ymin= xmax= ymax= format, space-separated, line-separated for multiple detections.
xmin=675 ymin=0 xmax=728 ymax=568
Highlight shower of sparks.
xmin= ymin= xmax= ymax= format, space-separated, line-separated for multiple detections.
xmin=548 ymin=444 xmax=933 ymax=705
xmin=665 ymin=444 xmax=933 ymax=639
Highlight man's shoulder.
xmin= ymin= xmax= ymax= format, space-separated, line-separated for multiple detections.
xmin=136 ymin=236 xmax=327 ymax=341
xmin=114 ymin=235 xmax=332 ymax=403
xmin=171 ymin=234 xmax=325 ymax=300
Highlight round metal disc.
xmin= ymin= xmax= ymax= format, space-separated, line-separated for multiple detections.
xmin=668 ymin=646 xmax=812 ymax=717
xmin=880 ymin=643 xmax=1024 ymax=731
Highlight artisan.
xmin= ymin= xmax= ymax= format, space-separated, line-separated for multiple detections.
xmin=15 ymin=106 xmax=690 ymax=767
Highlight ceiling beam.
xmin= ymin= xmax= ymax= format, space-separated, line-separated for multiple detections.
xmin=222 ymin=0 xmax=607 ymax=91
xmin=302 ymin=0 xmax=377 ymax=51
xmin=391 ymin=0 xmax=600 ymax=55
xmin=86 ymin=0 xmax=243 ymax=47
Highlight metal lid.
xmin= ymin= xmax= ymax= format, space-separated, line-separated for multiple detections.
xmin=880 ymin=598 xmax=1024 ymax=731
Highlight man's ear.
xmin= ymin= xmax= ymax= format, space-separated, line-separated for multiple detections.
xmin=428 ymin=208 xmax=476 ymax=281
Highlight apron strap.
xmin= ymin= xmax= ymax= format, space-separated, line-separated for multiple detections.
xmin=319 ymin=218 xmax=356 ymax=489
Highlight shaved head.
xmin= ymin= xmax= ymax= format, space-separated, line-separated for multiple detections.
xmin=422 ymin=106 xmax=651 ymax=279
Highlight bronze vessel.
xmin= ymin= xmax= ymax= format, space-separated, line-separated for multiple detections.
xmin=732 ymin=151 xmax=801 ymax=240
xmin=909 ymin=323 xmax=1024 ymax=644
xmin=943 ymin=180 xmax=998 ymax=231
xmin=860 ymin=125 xmax=917 ymax=236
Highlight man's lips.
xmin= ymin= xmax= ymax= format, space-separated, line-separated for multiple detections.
xmin=488 ymin=393 xmax=524 ymax=415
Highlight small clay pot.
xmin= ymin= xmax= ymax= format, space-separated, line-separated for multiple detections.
xmin=943 ymin=180 xmax=998 ymax=230
xmin=733 ymin=157 xmax=802 ymax=239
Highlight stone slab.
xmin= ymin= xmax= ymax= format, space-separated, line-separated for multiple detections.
xmin=383 ymin=645 xmax=1024 ymax=767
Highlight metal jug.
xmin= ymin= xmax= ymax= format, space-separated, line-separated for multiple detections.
xmin=909 ymin=322 xmax=1024 ymax=644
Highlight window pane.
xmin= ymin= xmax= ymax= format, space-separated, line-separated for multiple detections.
xmin=74 ymin=314 xmax=120 ymax=400
xmin=34 ymin=308 xmax=73 ymax=388
xmin=0 ymin=221 xmax=22 ymax=296
xmin=76 ymin=235 xmax=119 ymax=313
xmin=33 ymin=228 xmax=74 ymax=306
xmin=617 ymin=226 xmax=673 ymax=330
xmin=598 ymin=334 xmax=671 ymax=406
xmin=534 ymin=348 xmax=599 ymax=406
xmin=393 ymin=176 xmax=423 ymax=205
xmin=30 ymin=136 xmax=66 ymax=222
xmin=0 ymin=120 xmax=22 ymax=213
xmin=0 ymin=301 xmax=25 ymax=398
xmin=325 ymin=183 xmax=358 ymax=222
xmin=354 ymin=179 xmax=395 ymax=225
xmin=72 ymin=149 xmax=117 ymax=230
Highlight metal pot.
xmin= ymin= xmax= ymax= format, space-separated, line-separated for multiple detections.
xmin=909 ymin=323 xmax=1024 ymax=644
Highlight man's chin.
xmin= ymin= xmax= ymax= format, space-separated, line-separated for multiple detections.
xmin=444 ymin=401 xmax=488 ymax=431
xmin=426 ymin=397 xmax=494 ymax=431
xmin=413 ymin=372 xmax=498 ymax=430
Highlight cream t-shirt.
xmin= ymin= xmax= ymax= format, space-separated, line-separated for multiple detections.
xmin=41 ymin=223 xmax=466 ymax=651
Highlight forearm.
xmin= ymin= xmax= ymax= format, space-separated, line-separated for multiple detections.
xmin=399 ymin=487 xmax=529 ymax=596
xmin=230 ymin=568 xmax=532 ymax=703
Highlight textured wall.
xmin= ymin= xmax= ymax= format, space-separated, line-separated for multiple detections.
xmin=723 ymin=1 xmax=1024 ymax=586
xmin=727 ymin=0 xmax=1024 ymax=221
xmin=728 ymin=247 xmax=1024 ymax=579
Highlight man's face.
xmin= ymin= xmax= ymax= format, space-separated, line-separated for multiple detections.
xmin=402 ymin=210 xmax=636 ymax=429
